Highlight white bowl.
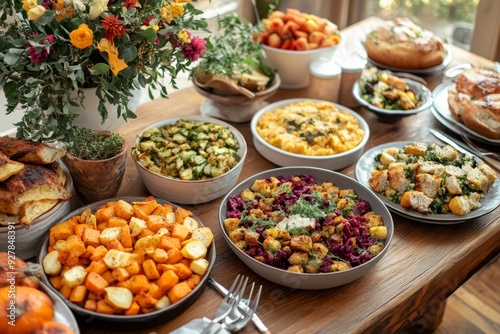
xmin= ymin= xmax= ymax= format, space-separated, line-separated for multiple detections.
xmin=0 ymin=163 xmax=78 ymax=260
xmin=352 ymin=77 xmax=433 ymax=120
xmin=132 ymin=116 xmax=247 ymax=204
xmin=250 ymin=98 xmax=370 ymax=170
xmin=261 ymin=32 xmax=342 ymax=89
xmin=219 ymin=167 xmax=394 ymax=290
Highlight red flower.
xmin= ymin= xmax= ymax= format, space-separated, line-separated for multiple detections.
xmin=101 ymin=15 xmax=126 ymax=43
xmin=123 ymin=0 xmax=140 ymax=10
xmin=182 ymin=36 xmax=207 ymax=62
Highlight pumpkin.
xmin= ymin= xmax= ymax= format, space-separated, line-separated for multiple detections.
xmin=32 ymin=320 xmax=76 ymax=334
xmin=0 ymin=252 xmax=40 ymax=289
xmin=0 ymin=286 xmax=54 ymax=334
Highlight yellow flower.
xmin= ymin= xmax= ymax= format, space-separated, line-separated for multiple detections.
xmin=160 ymin=2 xmax=184 ymax=24
xmin=27 ymin=5 xmax=46 ymax=20
xmin=107 ymin=52 xmax=128 ymax=76
xmin=22 ymin=0 xmax=37 ymax=11
xmin=89 ymin=0 xmax=109 ymax=20
xmin=177 ymin=30 xmax=190 ymax=44
xmin=70 ymin=24 xmax=93 ymax=49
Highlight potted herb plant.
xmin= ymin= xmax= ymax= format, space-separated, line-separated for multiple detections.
xmin=63 ymin=128 xmax=127 ymax=204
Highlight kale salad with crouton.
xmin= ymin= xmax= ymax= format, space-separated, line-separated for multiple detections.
xmin=223 ymin=174 xmax=389 ymax=273
xmin=368 ymin=142 xmax=497 ymax=216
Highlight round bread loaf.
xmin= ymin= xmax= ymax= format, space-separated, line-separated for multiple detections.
xmin=448 ymin=68 xmax=500 ymax=139
xmin=365 ymin=18 xmax=445 ymax=69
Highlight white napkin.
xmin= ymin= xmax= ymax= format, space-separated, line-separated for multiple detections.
xmin=169 ymin=317 xmax=231 ymax=334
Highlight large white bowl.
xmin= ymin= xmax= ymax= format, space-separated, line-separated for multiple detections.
xmin=218 ymin=167 xmax=394 ymax=290
xmin=261 ymin=32 xmax=342 ymax=89
xmin=250 ymin=98 xmax=370 ymax=170
xmin=132 ymin=116 xmax=247 ymax=204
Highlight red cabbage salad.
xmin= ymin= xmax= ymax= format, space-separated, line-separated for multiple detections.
xmin=223 ymin=174 xmax=388 ymax=273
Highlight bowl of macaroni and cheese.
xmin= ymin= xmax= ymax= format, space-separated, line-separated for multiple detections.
xmin=250 ymin=99 xmax=370 ymax=170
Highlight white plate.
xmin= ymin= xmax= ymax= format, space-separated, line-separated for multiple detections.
xmin=355 ymin=141 xmax=500 ymax=224
xmin=352 ymin=78 xmax=433 ymax=118
xmin=432 ymin=82 xmax=500 ymax=145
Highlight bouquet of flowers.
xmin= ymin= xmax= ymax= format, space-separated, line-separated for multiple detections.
xmin=0 ymin=0 xmax=208 ymax=143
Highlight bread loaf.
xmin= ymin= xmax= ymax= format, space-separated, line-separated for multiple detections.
xmin=447 ymin=68 xmax=500 ymax=139
xmin=0 ymin=136 xmax=66 ymax=164
xmin=0 ymin=152 xmax=24 ymax=182
xmin=365 ymin=18 xmax=445 ymax=69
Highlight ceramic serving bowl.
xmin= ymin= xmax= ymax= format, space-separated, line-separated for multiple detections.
xmin=37 ymin=196 xmax=216 ymax=327
xmin=193 ymin=74 xmax=281 ymax=123
xmin=218 ymin=167 xmax=394 ymax=290
xmin=352 ymin=77 xmax=433 ymax=120
xmin=0 ymin=163 xmax=78 ymax=260
xmin=250 ymin=98 xmax=370 ymax=170
xmin=261 ymin=29 xmax=342 ymax=89
xmin=132 ymin=116 xmax=247 ymax=204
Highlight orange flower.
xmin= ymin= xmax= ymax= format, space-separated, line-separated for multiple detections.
xmin=101 ymin=15 xmax=127 ymax=43
xmin=53 ymin=0 xmax=74 ymax=21
xmin=70 ymin=24 xmax=93 ymax=49
xmin=107 ymin=52 xmax=128 ymax=76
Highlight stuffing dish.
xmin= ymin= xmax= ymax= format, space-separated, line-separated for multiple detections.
xmin=368 ymin=142 xmax=497 ymax=216
xmin=223 ymin=174 xmax=388 ymax=273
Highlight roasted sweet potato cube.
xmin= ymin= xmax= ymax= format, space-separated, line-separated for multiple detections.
xmin=120 ymin=225 xmax=133 ymax=248
xmin=167 ymin=282 xmax=192 ymax=304
xmin=124 ymin=301 xmax=140 ymax=316
xmin=108 ymin=217 xmax=128 ymax=227
xmin=66 ymin=235 xmax=86 ymax=257
xmin=171 ymin=224 xmax=190 ymax=242
xmin=84 ymin=299 xmax=97 ymax=312
xmin=174 ymin=207 xmax=192 ymax=224
xmin=142 ymin=259 xmax=160 ymax=280
xmin=148 ymin=282 xmax=164 ymax=300
xmin=114 ymin=200 xmax=134 ymax=220
xmin=82 ymin=228 xmax=101 ymax=247
xmin=95 ymin=206 xmax=115 ymax=224
xmin=86 ymin=259 xmax=108 ymax=275
xmin=49 ymin=275 xmax=63 ymax=290
xmin=85 ymin=272 xmax=109 ymax=296
xmin=50 ymin=221 xmax=76 ymax=242
xmin=112 ymin=267 xmax=130 ymax=282
xmin=157 ymin=270 xmax=179 ymax=292
xmin=117 ymin=274 xmax=150 ymax=294
xmin=69 ymin=285 xmax=88 ymax=303
xmin=74 ymin=223 xmax=95 ymax=238
xmin=96 ymin=300 xmax=115 ymax=314
xmin=124 ymin=261 xmax=142 ymax=276
xmin=186 ymin=274 xmax=202 ymax=290
xmin=172 ymin=263 xmax=192 ymax=280
xmin=90 ymin=245 xmax=108 ymax=262
xmin=159 ymin=236 xmax=181 ymax=250
xmin=165 ymin=248 xmax=184 ymax=264
xmin=101 ymin=270 xmax=116 ymax=284
xmin=134 ymin=291 xmax=157 ymax=309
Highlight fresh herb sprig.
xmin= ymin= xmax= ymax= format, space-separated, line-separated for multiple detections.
xmin=68 ymin=128 xmax=124 ymax=161
xmin=193 ymin=14 xmax=275 ymax=85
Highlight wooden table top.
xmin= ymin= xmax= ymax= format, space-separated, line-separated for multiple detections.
xmin=82 ymin=17 xmax=500 ymax=334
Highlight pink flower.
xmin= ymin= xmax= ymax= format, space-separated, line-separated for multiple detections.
xmin=181 ymin=36 xmax=206 ymax=61
xmin=27 ymin=34 xmax=56 ymax=64
xmin=41 ymin=0 xmax=52 ymax=9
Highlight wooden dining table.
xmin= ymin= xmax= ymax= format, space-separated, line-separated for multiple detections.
xmin=82 ymin=17 xmax=500 ymax=334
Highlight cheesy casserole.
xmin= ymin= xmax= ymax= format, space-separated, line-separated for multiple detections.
xmin=256 ymin=101 xmax=365 ymax=156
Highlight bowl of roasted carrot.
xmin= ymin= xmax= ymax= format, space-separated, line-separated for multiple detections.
xmin=36 ymin=196 xmax=216 ymax=326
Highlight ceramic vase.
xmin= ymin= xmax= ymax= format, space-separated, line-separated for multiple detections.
xmin=72 ymin=87 xmax=141 ymax=131
xmin=62 ymin=133 xmax=128 ymax=204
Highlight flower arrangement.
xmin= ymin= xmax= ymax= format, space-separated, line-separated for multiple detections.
xmin=0 ymin=0 xmax=208 ymax=143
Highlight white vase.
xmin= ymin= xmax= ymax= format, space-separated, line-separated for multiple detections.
xmin=72 ymin=87 xmax=142 ymax=130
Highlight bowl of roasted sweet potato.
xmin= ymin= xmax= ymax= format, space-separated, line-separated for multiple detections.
xmin=37 ymin=196 xmax=216 ymax=326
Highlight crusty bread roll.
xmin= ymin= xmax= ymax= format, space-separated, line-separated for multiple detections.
xmin=0 ymin=152 xmax=24 ymax=182
xmin=447 ymin=68 xmax=500 ymax=139
xmin=365 ymin=18 xmax=445 ymax=69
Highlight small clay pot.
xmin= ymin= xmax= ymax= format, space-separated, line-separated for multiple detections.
xmin=63 ymin=140 xmax=127 ymax=204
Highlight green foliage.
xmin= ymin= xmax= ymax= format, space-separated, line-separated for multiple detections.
xmin=0 ymin=0 xmax=209 ymax=144
xmin=68 ymin=128 xmax=124 ymax=161
xmin=193 ymin=14 xmax=275 ymax=85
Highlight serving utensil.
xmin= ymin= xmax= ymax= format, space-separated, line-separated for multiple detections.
xmin=460 ymin=134 xmax=500 ymax=160
xmin=429 ymin=129 xmax=483 ymax=158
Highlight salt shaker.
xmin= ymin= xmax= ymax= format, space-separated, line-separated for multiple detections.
xmin=308 ymin=58 xmax=342 ymax=102
xmin=336 ymin=48 xmax=367 ymax=107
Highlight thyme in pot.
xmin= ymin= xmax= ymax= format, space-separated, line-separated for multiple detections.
xmin=68 ymin=128 xmax=124 ymax=161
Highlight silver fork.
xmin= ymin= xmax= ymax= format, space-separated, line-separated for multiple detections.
xmin=223 ymin=282 xmax=262 ymax=332
xmin=461 ymin=135 xmax=500 ymax=160
xmin=201 ymin=275 xmax=248 ymax=334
